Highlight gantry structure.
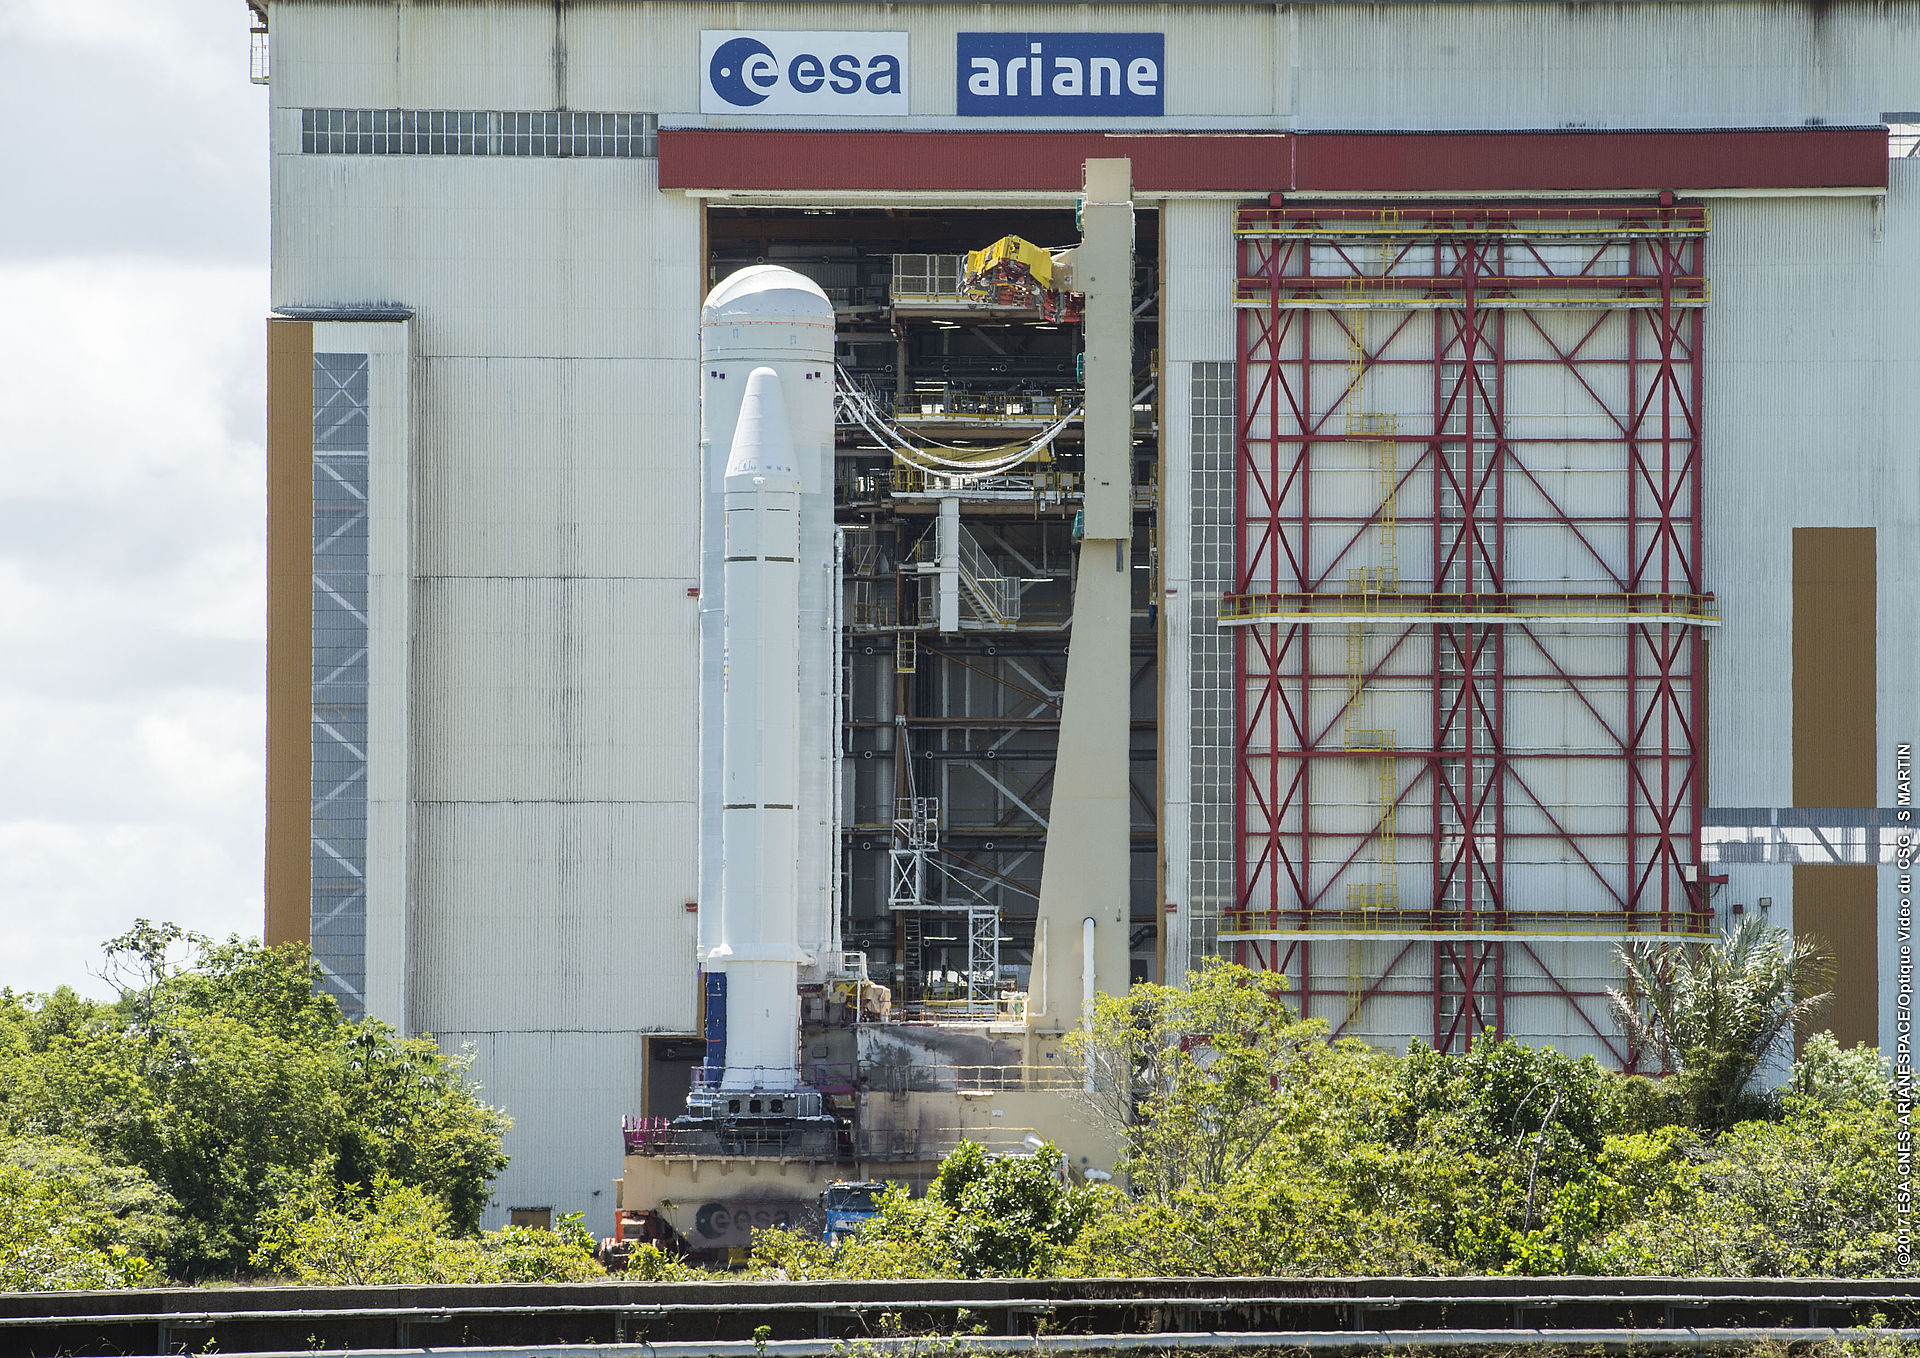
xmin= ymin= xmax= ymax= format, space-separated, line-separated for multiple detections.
xmin=1221 ymin=201 xmax=1715 ymax=1060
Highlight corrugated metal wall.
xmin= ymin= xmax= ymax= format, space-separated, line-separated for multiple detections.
xmin=1293 ymin=3 xmax=1917 ymax=131
xmin=275 ymin=0 xmax=1920 ymax=132
xmin=1707 ymin=174 xmax=1920 ymax=1056
xmin=1160 ymin=201 xmax=1239 ymax=982
xmin=274 ymin=6 xmax=706 ymax=1232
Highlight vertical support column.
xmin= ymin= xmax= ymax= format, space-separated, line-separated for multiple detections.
xmin=1032 ymin=158 xmax=1134 ymax=1034
xmin=342 ymin=321 xmax=414 ymax=1029
xmin=936 ymin=496 xmax=961 ymax=633
xmin=304 ymin=320 xmax=412 ymax=1024
xmin=265 ymin=319 xmax=315 ymax=951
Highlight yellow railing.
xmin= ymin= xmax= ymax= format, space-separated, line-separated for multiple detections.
xmin=1235 ymin=279 xmax=1710 ymax=308
xmin=1219 ymin=590 xmax=1720 ymax=625
xmin=1234 ymin=206 xmax=1711 ymax=237
xmin=1221 ymin=908 xmax=1716 ymax=940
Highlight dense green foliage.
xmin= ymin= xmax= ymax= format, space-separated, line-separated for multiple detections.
xmin=0 ymin=923 xmax=1889 ymax=1288
xmin=0 ymin=923 xmax=566 ymax=1284
xmin=252 ymin=1178 xmax=602 ymax=1284
xmin=755 ymin=956 xmax=1892 ymax=1281
xmin=0 ymin=1161 xmax=157 ymax=1290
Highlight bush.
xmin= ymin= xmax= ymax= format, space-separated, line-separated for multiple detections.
xmin=0 ymin=1161 xmax=155 ymax=1290
xmin=1791 ymin=1031 xmax=1892 ymax=1108
xmin=253 ymin=1177 xmax=603 ymax=1284
xmin=748 ymin=1142 xmax=1102 ymax=1280
xmin=1603 ymin=1073 xmax=1689 ymax=1134
xmin=0 ymin=1136 xmax=179 ymax=1272
xmin=1595 ymin=1100 xmax=1894 ymax=1276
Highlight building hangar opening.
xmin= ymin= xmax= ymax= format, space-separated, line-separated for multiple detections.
xmin=707 ymin=204 xmax=1163 ymax=1008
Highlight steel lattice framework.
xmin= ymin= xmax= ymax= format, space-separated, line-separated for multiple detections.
xmin=1221 ymin=202 xmax=1715 ymax=1061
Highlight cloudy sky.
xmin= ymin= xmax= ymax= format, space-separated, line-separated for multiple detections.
xmin=0 ymin=0 xmax=269 ymax=995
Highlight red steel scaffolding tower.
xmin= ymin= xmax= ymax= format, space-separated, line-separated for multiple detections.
xmin=1222 ymin=201 xmax=1716 ymax=1062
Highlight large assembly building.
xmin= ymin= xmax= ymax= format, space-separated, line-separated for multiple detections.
xmin=258 ymin=0 xmax=1920 ymax=1238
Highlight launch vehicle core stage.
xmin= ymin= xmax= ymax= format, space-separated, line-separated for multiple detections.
xmin=711 ymin=366 xmax=805 ymax=1093
xmin=687 ymin=269 xmax=839 ymax=1137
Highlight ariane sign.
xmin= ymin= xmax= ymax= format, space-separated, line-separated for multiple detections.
xmin=701 ymin=31 xmax=908 ymax=116
xmin=956 ymin=32 xmax=1164 ymax=117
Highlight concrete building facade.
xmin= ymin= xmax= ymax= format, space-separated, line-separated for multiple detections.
xmin=260 ymin=0 xmax=1919 ymax=1231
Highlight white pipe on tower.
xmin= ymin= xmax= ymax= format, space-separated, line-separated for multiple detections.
xmin=709 ymin=367 xmax=805 ymax=1092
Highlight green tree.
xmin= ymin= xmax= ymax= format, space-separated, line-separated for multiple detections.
xmin=0 ymin=928 xmax=510 ymax=1278
xmin=1790 ymin=1031 xmax=1891 ymax=1107
xmin=1071 ymin=959 xmax=1342 ymax=1200
xmin=1608 ymin=916 xmax=1834 ymax=1129
xmin=921 ymin=1140 xmax=1098 ymax=1276
xmin=1381 ymin=1035 xmax=1616 ymax=1273
xmin=0 ymin=1160 xmax=155 ymax=1290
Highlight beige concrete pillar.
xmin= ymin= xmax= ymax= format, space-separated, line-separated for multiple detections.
xmin=1032 ymin=159 xmax=1135 ymax=1034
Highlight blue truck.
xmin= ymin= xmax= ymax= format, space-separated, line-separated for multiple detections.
xmin=820 ymin=1180 xmax=885 ymax=1245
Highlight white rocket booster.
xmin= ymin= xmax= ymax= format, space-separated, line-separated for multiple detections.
xmin=698 ymin=267 xmax=838 ymax=987
xmin=708 ymin=367 xmax=805 ymax=1092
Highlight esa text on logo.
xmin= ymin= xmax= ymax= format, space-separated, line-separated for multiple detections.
xmin=956 ymin=33 xmax=1163 ymax=117
xmin=701 ymin=31 xmax=908 ymax=116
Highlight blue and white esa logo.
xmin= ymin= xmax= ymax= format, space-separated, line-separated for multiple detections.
xmin=956 ymin=33 xmax=1164 ymax=117
xmin=701 ymin=31 xmax=908 ymax=116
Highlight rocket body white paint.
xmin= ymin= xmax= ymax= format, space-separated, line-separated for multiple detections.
xmin=710 ymin=366 xmax=806 ymax=1091
xmin=698 ymin=268 xmax=840 ymax=1001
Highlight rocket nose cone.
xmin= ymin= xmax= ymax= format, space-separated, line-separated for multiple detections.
xmin=725 ymin=367 xmax=800 ymax=485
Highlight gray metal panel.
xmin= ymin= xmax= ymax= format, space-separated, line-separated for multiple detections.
xmin=1704 ymin=175 xmax=1920 ymax=1054
xmin=1292 ymin=3 xmax=1918 ymax=130
xmin=1165 ymin=201 xmax=1237 ymax=364
xmin=414 ymin=357 xmax=699 ymax=580
xmin=411 ymin=577 xmax=698 ymax=803
xmin=272 ymin=1 xmax=560 ymax=109
xmin=410 ymin=799 xmax=700 ymax=1035
xmin=271 ymin=155 xmax=700 ymax=363
xmin=446 ymin=1029 xmax=650 ymax=1239
xmin=276 ymin=0 xmax=1920 ymax=132
xmin=1704 ymin=191 xmax=1886 ymax=813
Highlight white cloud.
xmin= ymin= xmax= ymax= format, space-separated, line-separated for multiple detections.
xmin=0 ymin=0 xmax=270 ymax=995
xmin=0 ymin=0 xmax=267 ymax=261
xmin=0 ymin=258 xmax=268 ymax=997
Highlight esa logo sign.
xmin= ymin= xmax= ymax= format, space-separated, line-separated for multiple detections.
xmin=957 ymin=33 xmax=1163 ymax=117
xmin=701 ymin=31 xmax=908 ymax=116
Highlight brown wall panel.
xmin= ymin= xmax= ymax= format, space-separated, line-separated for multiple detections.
xmin=1792 ymin=527 xmax=1876 ymax=808
xmin=265 ymin=320 xmax=313 ymax=948
xmin=1793 ymin=865 xmax=1878 ymax=1048
xmin=1791 ymin=527 xmax=1877 ymax=1049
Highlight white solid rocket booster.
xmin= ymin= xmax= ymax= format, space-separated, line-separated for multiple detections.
xmin=708 ymin=367 xmax=805 ymax=1092
xmin=698 ymin=268 xmax=838 ymax=985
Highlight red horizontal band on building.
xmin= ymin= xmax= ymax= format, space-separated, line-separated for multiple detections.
xmin=661 ymin=131 xmax=1293 ymax=193
xmin=1292 ymin=129 xmax=1888 ymax=193
xmin=658 ymin=127 xmax=1887 ymax=194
